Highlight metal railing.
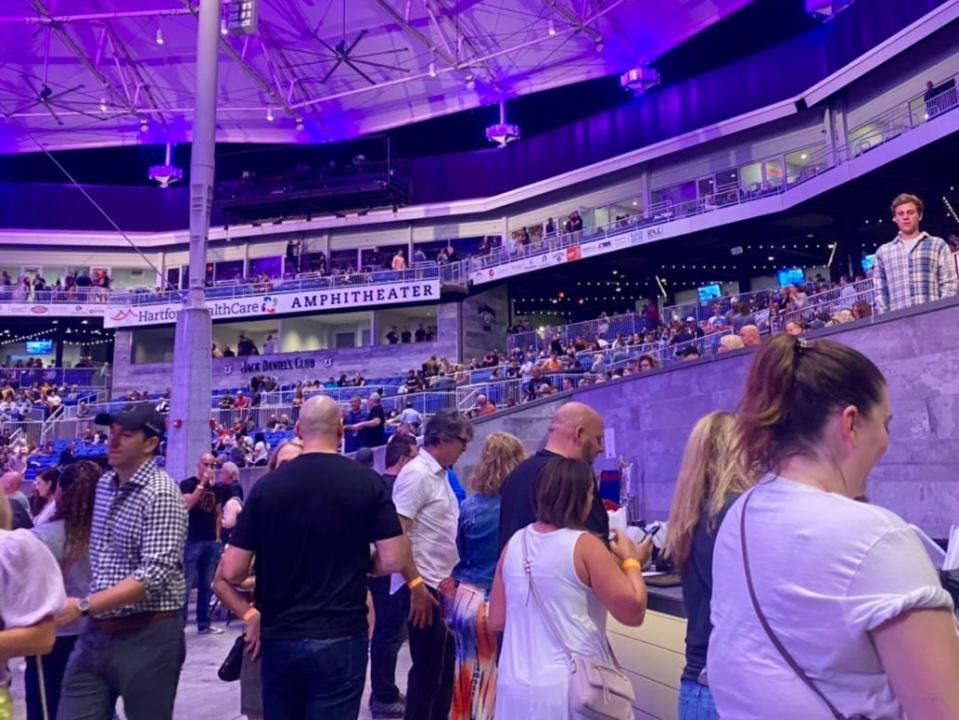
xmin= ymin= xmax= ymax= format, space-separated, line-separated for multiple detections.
xmin=773 ymin=282 xmax=877 ymax=331
xmin=108 ymin=266 xmax=441 ymax=307
xmin=0 ymin=367 xmax=107 ymax=388
xmin=0 ymin=288 xmax=112 ymax=305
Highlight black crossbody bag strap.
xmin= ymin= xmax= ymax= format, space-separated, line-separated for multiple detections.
xmin=739 ymin=490 xmax=851 ymax=720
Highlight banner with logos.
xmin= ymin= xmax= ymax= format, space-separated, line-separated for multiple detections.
xmin=0 ymin=302 xmax=105 ymax=319
xmin=103 ymin=279 xmax=441 ymax=328
xmin=470 ymin=226 xmax=671 ymax=285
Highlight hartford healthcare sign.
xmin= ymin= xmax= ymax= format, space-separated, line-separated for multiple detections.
xmin=103 ymin=279 xmax=440 ymax=329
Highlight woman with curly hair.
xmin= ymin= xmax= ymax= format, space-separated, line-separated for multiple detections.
xmin=441 ymin=432 xmax=526 ymax=720
xmin=26 ymin=460 xmax=100 ymax=720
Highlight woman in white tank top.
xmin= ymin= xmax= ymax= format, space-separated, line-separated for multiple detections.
xmin=489 ymin=456 xmax=652 ymax=719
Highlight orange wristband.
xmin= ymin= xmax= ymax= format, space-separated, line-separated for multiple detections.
xmin=242 ymin=607 xmax=259 ymax=622
xmin=407 ymin=576 xmax=425 ymax=590
xmin=621 ymin=558 xmax=642 ymax=572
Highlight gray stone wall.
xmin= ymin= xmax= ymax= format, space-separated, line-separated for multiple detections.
xmin=460 ymin=286 xmax=510 ymax=363
xmin=456 ymin=296 xmax=959 ymax=537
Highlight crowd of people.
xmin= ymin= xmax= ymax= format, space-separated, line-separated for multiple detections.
xmin=4 ymin=328 xmax=956 ymax=720
xmin=0 ymin=269 xmax=112 ymax=303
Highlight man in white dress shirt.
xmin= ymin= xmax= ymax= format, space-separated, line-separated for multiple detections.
xmin=391 ymin=409 xmax=473 ymax=720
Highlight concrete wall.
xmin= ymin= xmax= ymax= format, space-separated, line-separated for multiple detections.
xmin=460 ymin=286 xmax=510 ymax=363
xmin=457 ymin=296 xmax=959 ymax=537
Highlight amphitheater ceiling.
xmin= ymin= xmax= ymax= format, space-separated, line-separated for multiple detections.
xmin=0 ymin=0 xmax=752 ymax=153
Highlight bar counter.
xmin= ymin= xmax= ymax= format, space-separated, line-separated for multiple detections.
xmin=608 ymin=584 xmax=687 ymax=720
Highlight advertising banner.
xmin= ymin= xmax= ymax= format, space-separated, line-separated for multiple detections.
xmin=103 ymin=279 xmax=441 ymax=328
xmin=0 ymin=302 xmax=105 ymax=319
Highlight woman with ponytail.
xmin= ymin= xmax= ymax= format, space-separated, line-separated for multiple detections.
xmin=708 ymin=334 xmax=959 ymax=720
xmin=665 ymin=411 xmax=752 ymax=720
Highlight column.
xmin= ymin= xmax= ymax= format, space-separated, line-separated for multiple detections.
xmin=166 ymin=0 xmax=219 ymax=483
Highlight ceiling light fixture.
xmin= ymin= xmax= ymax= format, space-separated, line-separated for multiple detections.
xmin=155 ymin=27 xmax=164 ymax=45
xmin=266 ymin=106 xmax=274 ymax=122
xmin=99 ymin=96 xmax=108 ymax=113
xmin=428 ymin=61 xmax=436 ymax=78
xmin=548 ymin=19 xmax=556 ymax=37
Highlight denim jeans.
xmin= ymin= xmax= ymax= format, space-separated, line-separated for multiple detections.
xmin=678 ymin=679 xmax=719 ymax=720
xmin=260 ymin=632 xmax=367 ymax=720
xmin=182 ymin=540 xmax=221 ymax=630
xmin=57 ymin=616 xmax=185 ymax=720
xmin=369 ymin=575 xmax=408 ymax=704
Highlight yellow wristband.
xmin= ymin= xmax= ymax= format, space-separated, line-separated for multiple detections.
xmin=621 ymin=558 xmax=642 ymax=572
xmin=242 ymin=608 xmax=259 ymax=622
xmin=407 ymin=576 xmax=425 ymax=590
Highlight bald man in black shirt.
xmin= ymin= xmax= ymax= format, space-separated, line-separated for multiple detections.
xmin=498 ymin=402 xmax=610 ymax=551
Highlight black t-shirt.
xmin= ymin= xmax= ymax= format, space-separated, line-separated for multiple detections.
xmin=360 ymin=405 xmax=386 ymax=448
xmin=680 ymin=494 xmax=740 ymax=682
xmin=179 ymin=476 xmax=233 ymax=543
xmin=498 ymin=449 xmax=609 ymax=552
xmin=230 ymin=452 xmax=402 ymax=640
xmin=381 ymin=473 xmax=398 ymax=494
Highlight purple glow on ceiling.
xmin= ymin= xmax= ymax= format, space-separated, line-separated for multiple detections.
xmin=0 ymin=0 xmax=753 ymax=154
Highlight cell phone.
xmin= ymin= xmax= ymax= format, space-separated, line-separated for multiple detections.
xmin=641 ymin=523 xmax=661 ymax=541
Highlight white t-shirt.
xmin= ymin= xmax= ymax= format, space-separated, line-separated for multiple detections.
xmin=390 ymin=448 xmax=459 ymax=592
xmin=709 ymin=477 xmax=954 ymax=720
xmin=0 ymin=529 xmax=66 ymax=685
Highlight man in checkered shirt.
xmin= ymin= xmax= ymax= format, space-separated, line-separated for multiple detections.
xmin=56 ymin=404 xmax=188 ymax=720
xmin=873 ymin=193 xmax=959 ymax=313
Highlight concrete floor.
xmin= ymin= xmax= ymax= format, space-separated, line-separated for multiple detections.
xmin=9 ymin=623 xmax=412 ymax=720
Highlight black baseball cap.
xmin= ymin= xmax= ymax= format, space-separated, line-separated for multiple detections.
xmin=94 ymin=404 xmax=166 ymax=439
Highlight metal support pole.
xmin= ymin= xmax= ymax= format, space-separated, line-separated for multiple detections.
xmin=167 ymin=0 xmax=219 ymax=484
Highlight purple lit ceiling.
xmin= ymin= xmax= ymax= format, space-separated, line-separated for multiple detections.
xmin=0 ymin=0 xmax=752 ymax=153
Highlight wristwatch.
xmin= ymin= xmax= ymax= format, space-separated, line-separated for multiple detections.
xmin=78 ymin=597 xmax=92 ymax=617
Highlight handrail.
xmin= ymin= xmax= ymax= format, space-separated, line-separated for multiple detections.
xmin=39 ymin=404 xmax=65 ymax=445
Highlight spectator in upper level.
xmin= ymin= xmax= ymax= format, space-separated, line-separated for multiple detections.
xmin=75 ymin=270 xmax=92 ymax=289
xmin=262 ymin=334 xmax=275 ymax=355
xmin=234 ymin=391 xmax=250 ymax=410
xmin=400 ymin=327 xmax=413 ymax=344
xmin=392 ymin=250 xmax=407 ymax=272
xmin=237 ymin=335 xmax=259 ymax=356
xmin=285 ymin=238 xmax=300 ymax=273
xmin=386 ymin=326 xmax=399 ymax=345
xmin=638 ymin=354 xmax=659 ymax=372
xmin=222 ymin=345 xmax=236 ymax=358
xmin=740 ymin=324 xmax=761 ymax=347
xmin=874 ymin=193 xmax=958 ymax=314
xmin=543 ymin=217 xmax=556 ymax=237
xmin=413 ymin=246 xmax=427 ymax=264
xmin=414 ymin=324 xmax=427 ymax=343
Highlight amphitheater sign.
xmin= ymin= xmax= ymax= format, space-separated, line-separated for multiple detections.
xmin=103 ymin=279 xmax=441 ymax=328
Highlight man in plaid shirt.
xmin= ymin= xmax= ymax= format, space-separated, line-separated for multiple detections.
xmin=56 ymin=404 xmax=187 ymax=720
xmin=874 ymin=193 xmax=959 ymax=313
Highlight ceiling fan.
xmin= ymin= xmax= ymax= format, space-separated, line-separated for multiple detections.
xmin=1 ymin=76 xmax=110 ymax=125
xmin=296 ymin=0 xmax=410 ymax=86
